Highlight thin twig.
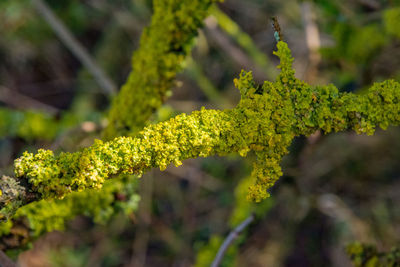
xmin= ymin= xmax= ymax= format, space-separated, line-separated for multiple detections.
xmin=271 ymin=17 xmax=283 ymax=42
xmin=211 ymin=214 xmax=255 ymax=267
xmin=31 ymin=0 xmax=117 ymax=96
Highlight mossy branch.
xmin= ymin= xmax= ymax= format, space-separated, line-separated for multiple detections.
xmin=103 ymin=0 xmax=220 ymax=138
xmin=0 ymin=0 xmax=222 ymax=244
xmin=1 ymin=41 xmax=400 ymax=220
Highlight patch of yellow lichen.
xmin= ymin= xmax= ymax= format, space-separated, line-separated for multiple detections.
xmin=14 ymin=41 xmax=400 ymax=202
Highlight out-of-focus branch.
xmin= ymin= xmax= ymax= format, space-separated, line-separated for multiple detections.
xmin=211 ymin=214 xmax=254 ymax=267
xmin=204 ymin=16 xmax=267 ymax=81
xmin=128 ymin=172 xmax=153 ymax=267
xmin=185 ymin=57 xmax=229 ymax=109
xmin=317 ymin=194 xmax=373 ymax=243
xmin=0 ymin=86 xmax=59 ymax=115
xmin=301 ymin=1 xmax=321 ymax=83
xmin=49 ymin=121 xmax=101 ymax=150
xmin=31 ymin=0 xmax=117 ymax=96
xmin=357 ymin=0 xmax=380 ymax=10
xmin=210 ymin=6 xmax=277 ymax=79
xmin=165 ymin=163 xmax=223 ymax=191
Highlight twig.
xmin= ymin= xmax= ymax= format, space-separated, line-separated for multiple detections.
xmin=0 ymin=249 xmax=16 ymax=267
xmin=31 ymin=0 xmax=117 ymax=96
xmin=211 ymin=214 xmax=255 ymax=267
xmin=271 ymin=17 xmax=283 ymax=42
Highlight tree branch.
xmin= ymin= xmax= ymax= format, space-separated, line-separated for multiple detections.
xmin=2 ymin=41 xmax=400 ymax=220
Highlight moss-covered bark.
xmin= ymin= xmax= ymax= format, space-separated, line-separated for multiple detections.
xmin=3 ymin=41 xmax=400 ymax=220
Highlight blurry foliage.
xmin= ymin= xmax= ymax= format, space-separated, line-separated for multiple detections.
xmin=0 ymin=0 xmax=93 ymax=44
xmin=209 ymin=6 xmax=277 ymax=78
xmin=315 ymin=1 xmax=400 ymax=88
xmin=0 ymin=106 xmax=102 ymax=141
xmin=384 ymin=7 xmax=400 ymax=39
xmin=0 ymin=108 xmax=59 ymax=141
xmin=346 ymin=242 xmax=400 ymax=267
xmin=48 ymin=246 xmax=90 ymax=267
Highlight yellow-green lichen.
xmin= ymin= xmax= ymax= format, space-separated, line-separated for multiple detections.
xmin=15 ymin=108 xmax=236 ymax=199
xmin=1 ymin=0 xmax=220 ymax=243
xmin=12 ymin=41 xmax=400 ymax=205
xmin=0 ymin=176 xmax=139 ymax=251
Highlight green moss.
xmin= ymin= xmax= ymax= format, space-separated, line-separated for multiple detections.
xmin=11 ymin=41 xmax=400 ymax=207
xmin=103 ymin=0 xmax=220 ymax=138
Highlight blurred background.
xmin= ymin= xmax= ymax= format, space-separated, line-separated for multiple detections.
xmin=1 ymin=0 xmax=400 ymax=266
